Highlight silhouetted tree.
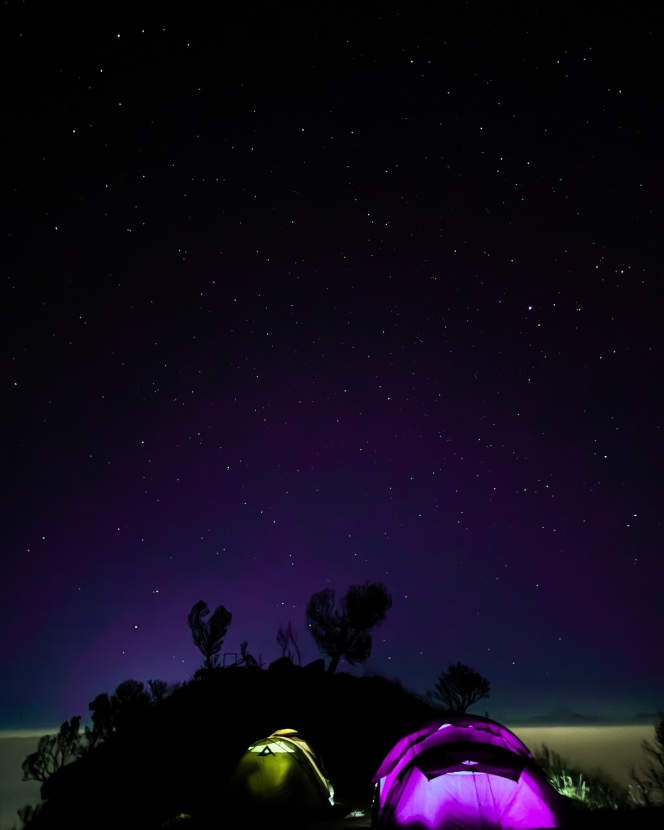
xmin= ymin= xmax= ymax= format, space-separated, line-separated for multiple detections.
xmin=236 ymin=641 xmax=260 ymax=668
xmin=147 ymin=678 xmax=175 ymax=702
xmin=86 ymin=680 xmax=152 ymax=745
xmin=187 ymin=600 xmax=232 ymax=669
xmin=22 ymin=717 xmax=82 ymax=783
xmin=306 ymin=582 xmax=392 ymax=674
xmin=114 ymin=678 xmax=151 ymax=708
xmin=629 ymin=719 xmax=664 ymax=805
xmin=432 ymin=662 xmax=490 ymax=713
xmin=276 ymin=621 xmax=301 ymax=664
xmin=81 ymin=722 xmax=102 ymax=754
xmin=86 ymin=692 xmax=114 ymax=747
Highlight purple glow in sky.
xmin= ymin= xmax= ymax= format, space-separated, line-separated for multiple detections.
xmin=1 ymin=5 xmax=662 ymax=728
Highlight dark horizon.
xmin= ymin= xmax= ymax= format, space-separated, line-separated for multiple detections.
xmin=1 ymin=3 xmax=662 ymax=730
xmin=3 ymin=703 xmax=664 ymax=735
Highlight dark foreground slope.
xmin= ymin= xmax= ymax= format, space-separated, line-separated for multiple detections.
xmin=22 ymin=665 xmax=664 ymax=830
xmin=29 ymin=664 xmax=433 ymax=830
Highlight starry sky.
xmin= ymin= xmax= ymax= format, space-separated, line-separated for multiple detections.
xmin=2 ymin=3 xmax=663 ymax=729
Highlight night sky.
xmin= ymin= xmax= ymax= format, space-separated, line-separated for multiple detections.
xmin=2 ymin=3 xmax=663 ymax=730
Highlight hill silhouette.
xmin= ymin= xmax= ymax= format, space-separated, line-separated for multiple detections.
xmin=514 ymin=707 xmax=610 ymax=727
xmin=27 ymin=662 xmax=434 ymax=829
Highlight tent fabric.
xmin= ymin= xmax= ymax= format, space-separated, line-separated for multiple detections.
xmin=225 ymin=728 xmax=333 ymax=812
xmin=373 ymin=715 xmax=568 ymax=829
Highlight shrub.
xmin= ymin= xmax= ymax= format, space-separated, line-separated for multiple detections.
xmin=534 ymin=743 xmax=627 ymax=810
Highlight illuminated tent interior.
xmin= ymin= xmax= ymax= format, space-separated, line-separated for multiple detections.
xmin=224 ymin=729 xmax=334 ymax=813
xmin=373 ymin=715 xmax=569 ymax=829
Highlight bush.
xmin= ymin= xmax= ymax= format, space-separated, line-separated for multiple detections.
xmin=534 ymin=743 xmax=627 ymax=810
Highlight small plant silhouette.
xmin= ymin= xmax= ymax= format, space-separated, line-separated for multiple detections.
xmin=276 ymin=621 xmax=301 ymax=664
xmin=238 ymin=641 xmax=260 ymax=668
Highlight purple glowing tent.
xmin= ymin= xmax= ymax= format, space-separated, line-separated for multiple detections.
xmin=372 ymin=715 xmax=568 ymax=829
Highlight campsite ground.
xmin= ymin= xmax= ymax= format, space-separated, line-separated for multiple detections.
xmin=215 ymin=800 xmax=373 ymax=830
xmin=292 ymin=798 xmax=664 ymax=830
xmin=297 ymin=804 xmax=664 ymax=830
xmin=281 ymin=806 xmax=664 ymax=830
xmin=307 ymin=800 xmax=372 ymax=829
xmin=306 ymin=810 xmax=371 ymax=830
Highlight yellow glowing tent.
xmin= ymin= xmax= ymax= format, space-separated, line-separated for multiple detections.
xmin=225 ymin=729 xmax=334 ymax=813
